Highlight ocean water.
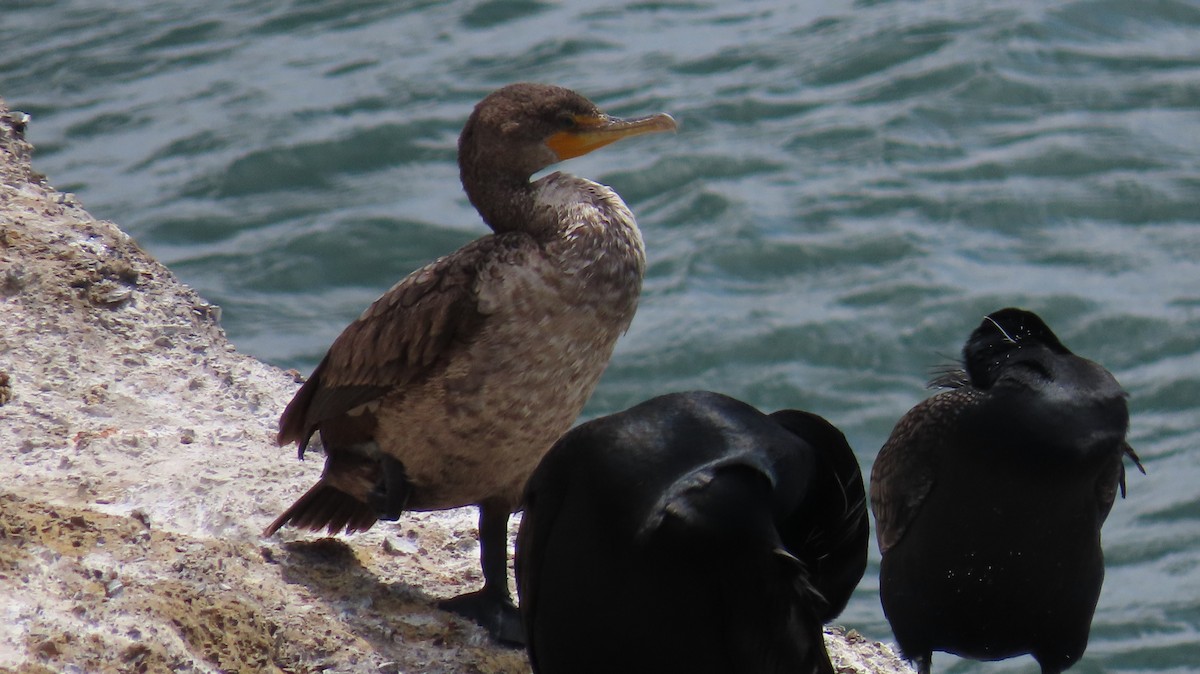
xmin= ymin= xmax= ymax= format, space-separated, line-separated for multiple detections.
xmin=4 ymin=0 xmax=1199 ymax=671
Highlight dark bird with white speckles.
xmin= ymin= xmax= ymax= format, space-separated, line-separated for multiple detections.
xmin=263 ymin=83 xmax=676 ymax=645
xmin=871 ymin=307 xmax=1145 ymax=674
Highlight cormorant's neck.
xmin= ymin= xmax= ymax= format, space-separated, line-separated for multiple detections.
xmin=461 ymin=164 xmax=558 ymax=237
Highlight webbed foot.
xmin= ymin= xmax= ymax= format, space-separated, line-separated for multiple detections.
xmin=439 ymin=589 xmax=525 ymax=647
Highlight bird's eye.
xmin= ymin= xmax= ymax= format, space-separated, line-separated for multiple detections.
xmin=555 ymin=111 xmax=577 ymax=129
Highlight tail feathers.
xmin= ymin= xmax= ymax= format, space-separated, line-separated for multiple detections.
xmin=720 ymin=546 xmax=834 ymax=674
xmin=263 ymin=480 xmax=379 ymax=537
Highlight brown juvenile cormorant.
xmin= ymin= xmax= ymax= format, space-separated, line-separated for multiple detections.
xmin=871 ymin=308 xmax=1145 ymax=674
xmin=516 ymin=390 xmax=869 ymax=674
xmin=263 ymin=83 xmax=676 ymax=644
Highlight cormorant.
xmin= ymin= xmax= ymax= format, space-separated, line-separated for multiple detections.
xmin=263 ymin=83 xmax=676 ymax=645
xmin=516 ymin=391 xmax=869 ymax=674
xmin=871 ymin=308 xmax=1145 ymax=674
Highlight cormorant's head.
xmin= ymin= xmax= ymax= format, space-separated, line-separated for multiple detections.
xmin=961 ymin=309 xmax=1132 ymax=463
xmin=963 ymin=308 xmax=1071 ymax=390
xmin=458 ymin=82 xmax=677 ymax=184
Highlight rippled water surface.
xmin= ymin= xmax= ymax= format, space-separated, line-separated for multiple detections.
xmin=5 ymin=0 xmax=1200 ymax=670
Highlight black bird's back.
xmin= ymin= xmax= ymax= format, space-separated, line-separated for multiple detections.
xmin=517 ymin=391 xmax=868 ymax=674
xmin=871 ymin=308 xmax=1139 ymax=674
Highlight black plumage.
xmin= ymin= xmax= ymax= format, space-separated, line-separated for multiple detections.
xmin=871 ymin=308 xmax=1145 ymax=674
xmin=516 ymin=391 xmax=869 ymax=674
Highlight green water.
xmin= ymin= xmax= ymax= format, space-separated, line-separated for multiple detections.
xmin=4 ymin=0 xmax=1199 ymax=671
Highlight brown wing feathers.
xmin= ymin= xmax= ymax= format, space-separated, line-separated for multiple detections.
xmin=869 ymin=394 xmax=953 ymax=554
xmin=269 ymin=242 xmax=501 ymax=537
xmin=276 ymin=244 xmax=497 ymax=449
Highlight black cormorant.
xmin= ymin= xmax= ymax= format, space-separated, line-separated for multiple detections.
xmin=517 ymin=390 xmax=869 ymax=674
xmin=871 ymin=308 xmax=1144 ymax=674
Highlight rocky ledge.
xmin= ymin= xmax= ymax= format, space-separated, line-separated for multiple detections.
xmin=0 ymin=97 xmax=910 ymax=674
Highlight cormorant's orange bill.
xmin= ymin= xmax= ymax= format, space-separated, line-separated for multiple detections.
xmin=545 ymin=112 xmax=677 ymax=161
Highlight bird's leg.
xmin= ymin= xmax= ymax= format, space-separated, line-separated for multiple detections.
xmin=913 ymin=652 xmax=932 ymax=674
xmin=438 ymin=498 xmax=525 ymax=647
xmin=478 ymin=499 xmax=513 ymax=602
xmin=367 ymin=454 xmax=409 ymax=521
